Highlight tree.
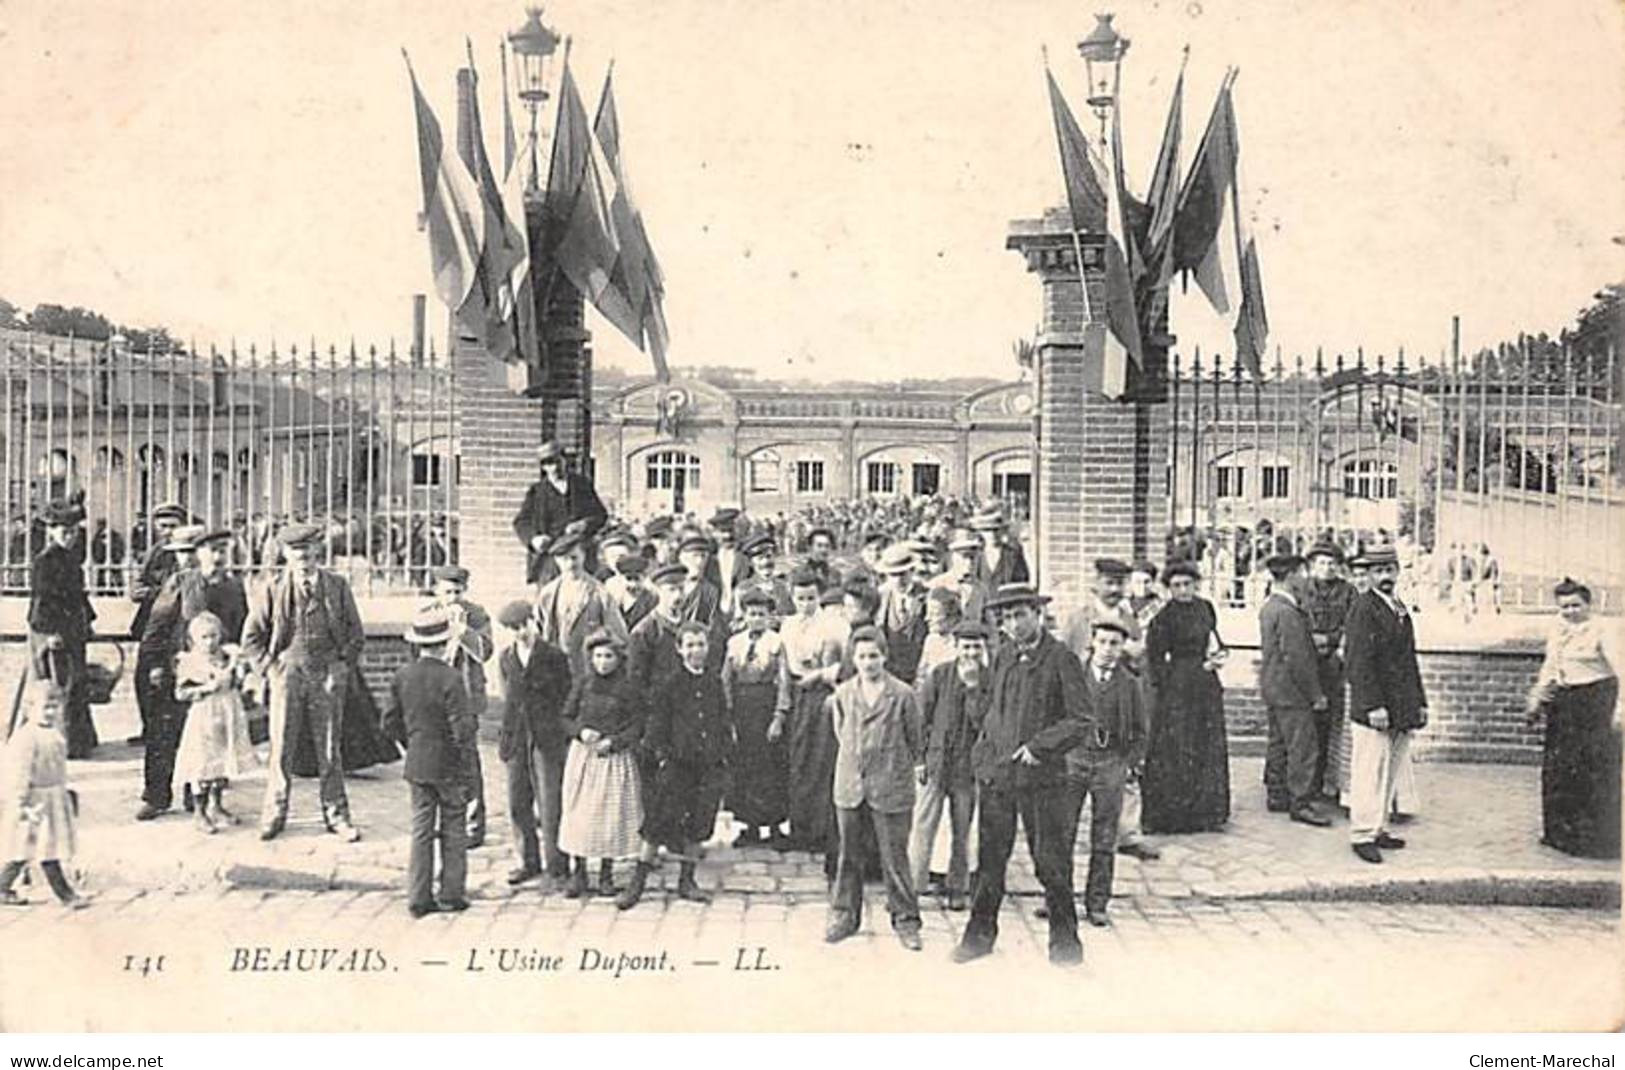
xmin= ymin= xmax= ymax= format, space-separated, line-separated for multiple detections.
xmin=0 ymin=296 xmax=19 ymax=328
xmin=25 ymin=303 xmax=113 ymax=341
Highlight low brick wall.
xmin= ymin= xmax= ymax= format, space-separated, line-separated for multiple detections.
xmin=1218 ymin=644 xmax=1544 ymax=765
xmin=0 ymin=626 xmax=1547 ymax=763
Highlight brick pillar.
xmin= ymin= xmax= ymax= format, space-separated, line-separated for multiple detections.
xmin=1008 ymin=208 xmax=1168 ymax=619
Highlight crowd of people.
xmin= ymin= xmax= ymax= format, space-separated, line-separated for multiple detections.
xmin=0 ymin=441 xmax=1618 ymax=967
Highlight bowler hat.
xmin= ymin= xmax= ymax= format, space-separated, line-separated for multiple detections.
xmin=1264 ymin=553 xmax=1306 ymax=577
xmin=41 ymin=501 xmax=83 ymax=528
xmin=1306 ymin=538 xmax=1345 ymax=564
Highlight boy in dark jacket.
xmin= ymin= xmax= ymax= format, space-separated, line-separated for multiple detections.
xmin=617 ymin=622 xmax=733 ymax=909
xmin=384 ymin=606 xmax=475 ymax=917
xmin=495 ymin=600 xmax=574 ymax=890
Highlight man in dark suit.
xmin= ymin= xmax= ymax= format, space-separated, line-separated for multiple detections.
xmin=128 ymin=501 xmax=187 ymax=747
xmin=495 ymin=600 xmax=574 ymax=889
xmin=1259 ymin=553 xmax=1331 ymax=827
xmin=383 ymin=606 xmax=474 ymax=917
xmin=1063 ymin=618 xmax=1150 ymax=928
xmin=970 ymin=508 xmax=1030 ymax=590
xmin=512 ymin=440 xmax=608 ymax=588
xmin=1342 ymin=546 xmax=1428 ymax=863
xmin=701 ymin=507 xmax=752 ymax=609
xmin=241 ymin=522 xmax=367 ymax=842
xmin=954 ymin=583 xmax=1093 ymax=968
xmin=1303 ymin=537 xmax=1356 ymax=799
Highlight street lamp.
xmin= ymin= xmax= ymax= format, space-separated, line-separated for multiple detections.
xmin=508 ymin=6 xmax=561 ymax=190
xmin=1077 ymin=13 xmax=1130 ymax=142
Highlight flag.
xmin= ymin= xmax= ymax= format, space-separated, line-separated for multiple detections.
xmin=1172 ymin=73 xmax=1268 ymax=374
xmin=1044 ymin=68 xmax=1105 ymax=231
xmin=1139 ymin=63 xmax=1183 ymax=338
xmin=404 ymin=55 xmax=483 ymax=319
xmin=543 ymin=56 xmax=645 ymax=348
xmin=1099 ymin=86 xmax=1145 ymax=398
xmin=498 ymin=42 xmax=543 ymax=393
xmin=455 ymin=57 xmax=527 ymax=366
xmin=595 ymin=68 xmax=671 ymax=381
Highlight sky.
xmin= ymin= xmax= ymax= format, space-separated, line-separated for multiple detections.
xmin=1 ymin=0 xmax=1622 ymax=383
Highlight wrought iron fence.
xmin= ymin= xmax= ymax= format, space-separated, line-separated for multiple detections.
xmin=1164 ymin=336 xmax=1623 ymax=613
xmin=1 ymin=329 xmax=459 ymax=598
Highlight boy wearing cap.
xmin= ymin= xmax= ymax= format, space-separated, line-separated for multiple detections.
xmin=428 ymin=565 xmax=495 ymax=847
xmin=824 ymin=626 xmax=924 ymax=950
xmin=495 ymin=600 xmax=575 ymax=888
xmin=384 ymin=607 xmax=475 ymax=916
xmin=908 ymin=619 xmax=990 ymax=911
xmin=605 ymin=553 xmax=657 ymax=631
xmin=1259 ymin=554 xmax=1331 ymax=826
xmin=626 ymin=562 xmax=691 ymax=697
xmin=25 ymin=501 xmax=98 ymax=758
xmin=1064 ymin=618 xmax=1150 ymax=927
xmin=534 ymin=530 xmax=630 ymax=681
xmin=676 ymin=534 xmax=729 ymax=672
xmin=594 ymin=530 xmax=637 ymax=583
xmin=241 ymin=523 xmax=366 ymax=842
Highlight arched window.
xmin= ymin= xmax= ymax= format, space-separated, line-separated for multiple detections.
xmin=748 ymin=449 xmax=781 ymax=493
xmin=94 ymin=446 xmax=125 ymax=473
xmin=646 ymin=450 xmax=701 ymax=492
xmin=1342 ymin=458 xmax=1399 ymax=501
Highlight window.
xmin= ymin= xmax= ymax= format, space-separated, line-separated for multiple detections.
xmin=94 ymin=446 xmax=124 ymax=473
xmin=1215 ymin=465 xmax=1246 ymax=499
xmin=1261 ymin=464 xmax=1290 ymax=500
xmin=866 ymin=461 xmax=900 ymax=496
xmin=1342 ymin=458 xmax=1398 ymax=501
xmin=412 ymin=453 xmax=444 ymax=487
xmin=645 ymin=450 xmax=701 ymax=491
xmin=911 ymin=462 xmax=941 ymax=497
xmin=749 ymin=449 xmax=780 ymax=493
xmin=795 ymin=459 xmax=825 ymax=494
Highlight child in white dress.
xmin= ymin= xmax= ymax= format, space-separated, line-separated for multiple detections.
xmin=172 ymin=611 xmax=259 ymax=834
xmin=0 ymin=682 xmax=87 ymax=908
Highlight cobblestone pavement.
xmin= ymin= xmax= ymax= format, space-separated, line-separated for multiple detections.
xmin=0 ymin=887 xmax=1618 ymax=1031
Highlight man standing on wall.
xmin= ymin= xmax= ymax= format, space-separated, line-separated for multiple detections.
xmin=513 ymin=441 xmax=608 ymax=589
xmin=242 ymin=523 xmax=366 ymax=842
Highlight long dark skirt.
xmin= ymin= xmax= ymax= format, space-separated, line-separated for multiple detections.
xmin=729 ymin=681 xmax=788 ymax=827
xmin=1142 ymin=659 xmax=1231 ymax=834
xmin=1541 ymin=677 xmax=1621 ymax=859
xmin=787 ymin=679 xmax=837 ymax=848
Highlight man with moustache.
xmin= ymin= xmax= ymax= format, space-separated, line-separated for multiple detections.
xmin=1302 ymin=538 xmax=1356 ymax=801
xmin=1259 ymin=552 xmax=1331 ymax=827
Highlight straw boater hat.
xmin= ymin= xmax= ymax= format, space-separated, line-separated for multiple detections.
xmin=1361 ymin=545 xmax=1399 ymax=567
xmin=536 ymin=440 xmax=564 ymax=464
xmin=969 ymin=508 xmax=1007 ymax=532
xmin=877 ymin=543 xmax=917 ymax=575
xmin=166 ymin=524 xmax=210 ymax=551
xmin=406 ymin=605 xmax=454 ymax=646
xmin=984 ymin=582 xmax=1051 ymax=612
xmin=948 ymin=529 xmax=982 ymax=554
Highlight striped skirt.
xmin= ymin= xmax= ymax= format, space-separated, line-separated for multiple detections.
xmin=558 ymin=740 xmax=645 ymax=861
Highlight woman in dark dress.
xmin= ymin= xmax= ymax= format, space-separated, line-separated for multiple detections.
xmin=1526 ymin=578 xmax=1621 ymax=859
xmin=1141 ymin=560 xmax=1231 ymax=833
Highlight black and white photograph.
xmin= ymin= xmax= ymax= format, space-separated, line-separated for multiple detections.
xmin=0 ymin=0 xmax=1621 ymax=1040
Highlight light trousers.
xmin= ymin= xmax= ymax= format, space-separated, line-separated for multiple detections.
xmin=1348 ymin=722 xmax=1414 ymax=843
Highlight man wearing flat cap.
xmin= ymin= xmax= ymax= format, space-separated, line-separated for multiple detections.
xmin=1303 ymin=536 xmax=1356 ymax=801
xmin=513 ymin=440 xmax=607 ymax=588
xmin=1259 ymin=553 xmax=1331 ymax=827
xmin=427 ymin=564 xmax=495 ymax=846
xmin=24 ymin=500 xmax=98 ymax=757
xmin=241 ymin=522 xmax=367 ymax=842
xmin=676 ymin=532 xmax=729 ymax=671
xmin=136 ymin=526 xmax=251 ymax=820
xmin=128 ymin=501 xmax=188 ymax=747
xmin=955 ymin=582 xmax=1094 ymax=967
xmin=737 ymin=532 xmax=793 ymax=620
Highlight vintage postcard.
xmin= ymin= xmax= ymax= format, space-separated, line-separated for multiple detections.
xmin=0 ymin=0 xmax=1621 ymax=1034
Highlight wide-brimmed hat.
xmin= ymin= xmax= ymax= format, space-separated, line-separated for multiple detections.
xmin=166 ymin=523 xmax=210 ymax=551
xmin=984 ymin=582 xmax=1051 ymax=612
xmin=549 ymin=530 xmax=586 ymax=558
xmin=877 ymin=544 xmax=917 ymax=575
xmin=1306 ymin=538 xmax=1345 ymax=563
xmin=1361 ymin=545 xmax=1399 ymax=567
xmin=406 ymin=606 xmax=454 ymax=645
